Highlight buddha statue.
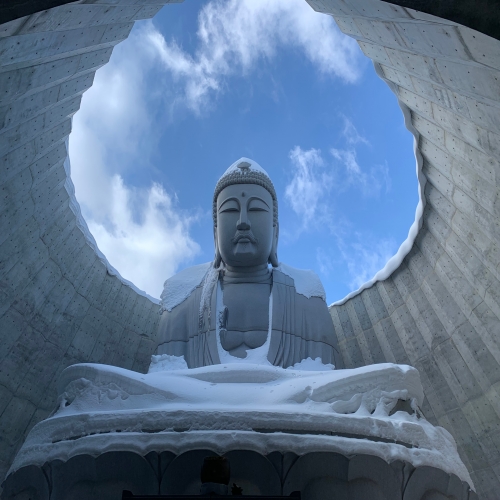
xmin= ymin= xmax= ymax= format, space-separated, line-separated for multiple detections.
xmin=156 ymin=158 xmax=343 ymax=369
xmin=6 ymin=159 xmax=474 ymax=498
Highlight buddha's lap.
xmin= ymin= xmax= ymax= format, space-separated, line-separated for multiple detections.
xmin=219 ymin=329 xmax=268 ymax=350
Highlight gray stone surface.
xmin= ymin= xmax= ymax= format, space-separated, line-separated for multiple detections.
xmin=1 ymin=0 xmax=500 ymax=498
xmin=48 ymin=452 xmax=159 ymax=499
xmin=2 ymin=450 xmax=475 ymax=499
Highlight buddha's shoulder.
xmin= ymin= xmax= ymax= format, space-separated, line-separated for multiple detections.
xmin=160 ymin=262 xmax=212 ymax=312
xmin=159 ymin=262 xmax=328 ymax=312
xmin=274 ymin=263 xmax=326 ymax=302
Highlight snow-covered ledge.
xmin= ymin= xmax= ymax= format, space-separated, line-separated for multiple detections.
xmin=9 ymin=360 xmax=471 ymax=488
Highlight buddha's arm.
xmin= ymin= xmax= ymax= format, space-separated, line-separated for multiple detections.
xmin=287 ymin=294 xmax=344 ymax=368
xmin=156 ymin=288 xmax=201 ymax=350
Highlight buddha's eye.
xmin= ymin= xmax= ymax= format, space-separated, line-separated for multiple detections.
xmin=248 ymin=199 xmax=269 ymax=212
xmin=219 ymin=199 xmax=239 ymax=213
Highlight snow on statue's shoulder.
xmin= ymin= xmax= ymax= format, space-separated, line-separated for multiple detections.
xmin=160 ymin=262 xmax=211 ymax=312
xmin=277 ymin=263 xmax=326 ymax=301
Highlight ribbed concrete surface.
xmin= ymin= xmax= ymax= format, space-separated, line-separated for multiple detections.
xmin=0 ymin=0 xmax=180 ymax=486
xmin=0 ymin=0 xmax=499 ymax=498
xmin=306 ymin=1 xmax=500 ymax=498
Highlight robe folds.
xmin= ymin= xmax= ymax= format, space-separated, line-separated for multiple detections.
xmin=156 ymin=263 xmax=343 ymax=369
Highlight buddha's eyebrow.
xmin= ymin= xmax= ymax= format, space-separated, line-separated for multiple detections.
xmin=218 ymin=197 xmax=240 ymax=210
xmin=247 ymin=196 xmax=270 ymax=209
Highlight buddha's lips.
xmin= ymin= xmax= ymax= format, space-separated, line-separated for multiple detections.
xmin=232 ymin=231 xmax=258 ymax=244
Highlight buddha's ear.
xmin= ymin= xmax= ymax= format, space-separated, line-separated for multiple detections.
xmin=213 ymin=225 xmax=222 ymax=268
xmin=269 ymin=223 xmax=279 ymax=268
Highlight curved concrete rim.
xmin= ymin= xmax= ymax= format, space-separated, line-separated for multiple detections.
xmin=331 ymin=60 xmax=425 ymax=306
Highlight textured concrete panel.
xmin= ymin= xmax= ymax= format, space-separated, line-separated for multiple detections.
xmin=0 ymin=0 xmax=180 ymax=487
xmin=305 ymin=1 xmax=500 ymax=498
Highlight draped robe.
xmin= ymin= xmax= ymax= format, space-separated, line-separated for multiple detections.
xmin=156 ymin=263 xmax=343 ymax=369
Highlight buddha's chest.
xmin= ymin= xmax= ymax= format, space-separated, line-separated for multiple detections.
xmin=221 ymin=282 xmax=271 ymax=331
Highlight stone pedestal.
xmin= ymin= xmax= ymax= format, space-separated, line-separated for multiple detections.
xmin=3 ymin=449 xmax=477 ymax=500
xmin=2 ymin=362 xmax=476 ymax=500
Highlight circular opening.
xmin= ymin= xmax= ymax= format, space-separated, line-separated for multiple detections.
xmin=69 ymin=0 xmax=418 ymax=304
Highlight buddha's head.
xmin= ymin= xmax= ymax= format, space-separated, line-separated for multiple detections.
xmin=213 ymin=158 xmax=279 ymax=269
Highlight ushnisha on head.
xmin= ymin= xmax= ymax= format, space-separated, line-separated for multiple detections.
xmin=213 ymin=158 xmax=279 ymax=269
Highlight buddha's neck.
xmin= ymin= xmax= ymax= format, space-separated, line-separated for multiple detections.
xmin=223 ymin=264 xmax=272 ymax=284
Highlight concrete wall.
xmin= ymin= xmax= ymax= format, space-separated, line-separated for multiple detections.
xmin=0 ymin=0 xmax=181 ymax=486
xmin=1 ymin=0 xmax=500 ymax=499
xmin=305 ymin=1 xmax=500 ymax=498
xmin=0 ymin=1 xmax=76 ymax=25
xmin=380 ymin=0 xmax=500 ymax=40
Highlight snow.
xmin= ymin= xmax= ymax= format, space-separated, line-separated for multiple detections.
xmin=278 ymin=263 xmax=327 ymax=301
xmin=287 ymin=357 xmax=335 ymax=371
xmin=10 ymin=362 xmax=472 ymax=489
xmin=221 ymin=157 xmax=270 ymax=178
xmin=160 ymin=261 xmax=211 ymax=312
xmin=160 ymin=262 xmax=327 ymax=317
xmin=148 ymin=354 xmax=188 ymax=372
xmin=331 ymin=63 xmax=426 ymax=307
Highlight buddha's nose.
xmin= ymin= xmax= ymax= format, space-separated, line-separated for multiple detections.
xmin=237 ymin=214 xmax=251 ymax=231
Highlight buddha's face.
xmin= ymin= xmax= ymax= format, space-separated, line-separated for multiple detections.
xmin=216 ymin=183 xmax=274 ymax=268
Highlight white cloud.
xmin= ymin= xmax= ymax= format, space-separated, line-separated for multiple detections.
xmin=330 ymin=147 xmax=390 ymax=197
xmin=87 ymin=177 xmax=200 ymax=295
xmin=286 ymin=117 xmax=396 ymax=290
xmin=316 ymin=247 xmax=336 ymax=277
xmin=284 ymin=117 xmax=390 ymax=230
xmin=338 ymin=235 xmax=397 ymax=290
xmin=146 ymin=0 xmax=363 ymax=113
xmin=70 ymin=28 xmax=156 ymax=221
xmin=70 ymin=28 xmax=200 ymax=298
xmin=69 ymin=1 xmax=364 ymax=296
xmin=285 ymin=146 xmax=334 ymax=228
xmin=342 ymin=116 xmax=370 ymax=146
xmin=330 ymin=119 xmax=391 ymax=197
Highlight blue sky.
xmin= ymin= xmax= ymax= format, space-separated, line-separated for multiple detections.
xmin=69 ymin=0 xmax=417 ymax=304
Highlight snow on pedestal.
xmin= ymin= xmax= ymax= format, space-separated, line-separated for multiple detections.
xmin=8 ymin=359 xmax=472 ymax=490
